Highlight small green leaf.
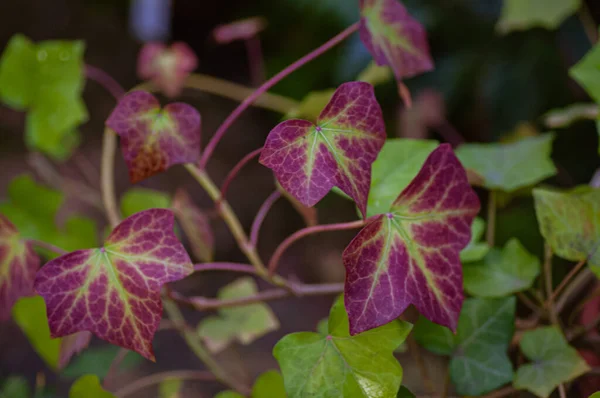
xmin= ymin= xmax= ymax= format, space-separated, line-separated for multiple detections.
xmin=274 ymin=296 xmax=411 ymax=398
xmin=533 ymin=186 xmax=600 ymax=276
xmin=69 ymin=375 xmax=115 ymax=398
xmin=514 ymin=326 xmax=590 ymax=398
xmin=159 ymin=379 xmax=182 ymax=398
xmin=0 ymin=34 xmax=36 ymax=109
xmin=252 ymin=370 xmax=286 ymax=398
xmin=460 ymin=217 xmax=490 ymax=263
xmin=414 ymin=297 xmax=516 ymax=396
xmin=357 ymin=61 xmax=393 ymax=87
xmin=396 ymin=386 xmax=415 ymax=398
xmin=197 ymin=278 xmax=279 ymax=353
xmin=12 ymin=295 xmax=61 ymax=370
xmin=496 ymin=0 xmax=581 ymax=33
xmin=0 ymin=376 xmax=31 ymax=398
xmin=284 ymin=89 xmax=335 ymax=122
xmin=120 ymin=188 xmax=171 ymax=218
xmin=316 ymin=318 xmax=328 ymax=336
xmin=464 ymin=238 xmax=541 ymax=297
xmin=62 ymin=346 xmax=144 ymax=380
xmin=589 ymin=393 xmax=600 ymax=398
xmin=456 ymin=134 xmax=557 ymax=192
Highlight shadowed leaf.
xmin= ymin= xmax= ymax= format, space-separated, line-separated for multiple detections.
xmin=261 ymin=82 xmax=386 ymax=218
xmin=62 ymin=345 xmax=143 ymax=380
xmin=69 ymin=375 xmax=115 ymax=398
xmin=34 ymin=209 xmax=193 ymax=360
xmin=120 ymin=188 xmax=171 ymax=218
xmin=343 ymin=144 xmax=480 ymax=334
xmin=106 ymin=91 xmax=201 ymax=183
xmin=497 ymin=0 xmax=581 ymax=34
xmin=0 ymin=377 xmax=30 ymax=398
xmin=396 ymin=386 xmax=415 ymax=398
xmin=460 ymin=217 xmax=490 ymax=263
xmin=274 ymin=296 xmax=411 ymax=398
xmin=172 ymin=189 xmax=214 ymax=262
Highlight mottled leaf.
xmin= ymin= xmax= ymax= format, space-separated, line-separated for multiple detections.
xmin=197 ymin=277 xmax=278 ymax=353
xmin=497 ymin=0 xmax=581 ymax=34
xmin=359 ymin=0 xmax=434 ymax=79
xmin=34 ymin=209 xmax=193 ymax=360
xmin=514 ymin=326 xmax=590 ymax=398
xmin=213 ymin=17 xmax=267 ymax=43
xmin=464 ymin=238 xmax=540 ymax=297
xmin=261 ymin=82 xmax=385 ymax=217
xmin=62 ymin=345 xmax=143 ymax=380
xmin=172 ymin=189 xmax=214 ymax=262
xmin=0 ymin=214 xmax=40 ymax=320
xmin=160 ymin=379 xmax=182 ymax=398
xmin=414 ymin=297 xmax=516 ymax=396
xmin=12 ymin=295 xmax=61 ymax=370
xmin=69 ymin=375 xmax=115 ymax=398
xmin=274 ymin=296 xmax=411 ymax=398
xmin=252 ymin=370 xmax=286 ymax=398
xmin=396 ymin=386 xmax=415 ymax=398
xmin=121 ymin=188 xmax=171 ymax=218
xmin=284 ymin=89 xmax=335 ymax=123
xmin=0 ymin=34 xmax=36 ymax=109
xmin=533 ymin=187 xmax=600 ymax=276
xmin=460 ymin=217 xmax=490 ymax=263
xmin=137 ymin=42 xmax=198 ymax=98
xmin=357 ymin=61 xmax=393 ymax=87
xmin=276 ymin=181 xmax=318 ymax=227
xmin=106 ymin=91 xmax=201 ymax=183
xmin=344 ymin=144 xmax=480 ymax=334
xmin=0 ymin=376 xmax=30 ymax=398
xmin=58 ymin=332 xmax=93 ymax=370
xmin=455 ymin=134 xmax=557 ymax=192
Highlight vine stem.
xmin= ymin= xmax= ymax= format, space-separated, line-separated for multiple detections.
xmin=85 ymin=64 xmax=125 ymax=100
xmin=250 ymin=190 xmax=282 ymax=247
xmin=268 ymin=218 xmax=369 ymax=275
xmin=486 ymin=190 xmax=496 ymax=247
xmin=545 ymin=259 xmax=587 ymax=308
xmin=103 ymin=348 xmax=128 ymax=390
xmin=219 ymin=147 xmax=263 ymax=200
xmin=101 ymin=128 xmax=121 ymax=228
xmin=113 ymin=370 xmax=216 ymax=397
xmin=246 ymin=36 xmax=266 ymax=86
xmin=193 ymin=262 xmax=257 ymax=274
xmin=198 ymin=22 xmax=360 ymax=169
xmin=28 ymin=240 xmax=67 ymax=255
xmin=543 ymin=245 xmax=560 ymax=326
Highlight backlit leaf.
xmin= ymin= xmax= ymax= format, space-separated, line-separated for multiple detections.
xmin=343 ymin=144 xmax=480 ymax=334
xmin=0 ymin=214 xmax=39 ymax=320
xmin=414 ymin=297 xmax=516 ymax=396
xmin=69 ymin=375 xmax=115 ymax=398
xmin=106 ymin=91 xmax=201 ymax=184
xmin=274 ymin=296 xmax=411 ymax=398
xmin=0 ymin=376 xmax=30 ymax=398
xmin=0 ymin=34 xmax=36 ymax=109
xmin=252 ymin=370 xmax=286 ymax=398
xmin=514 ymin=326 xmax=590 ymax=398
xmin=533 ymin=186 xmax=599 ymax=276
xmin=464 ymin=238 xmax=540 ymax=297
xmin=455 ymin=134 xmax=557 ymax=192
xmin=34 ymin=209 xmax=193 ymax=360
xmin=197 ymin=277 xmax=279 ymax=352
xmin=359 ymin=0 xmax=434 ymax=79
xmin=497 ymin=0 xmax=581 ymax=34
xmin=460 ymin=217 xmax=490 ymax=263
xmin=172 ymin=189 xmax=214 ymax=262
xmin=261 ymin=82 xmax=386 ymax=218
xmin=137 ymin=42 xmax=198 ymax=98
xmin=121 ymin=188 xmax=171 ymax=218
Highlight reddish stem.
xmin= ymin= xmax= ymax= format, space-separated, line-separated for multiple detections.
xmin=28 ymin=240 xmax=67 ymax=256
xmin=219 ymin=147 xmax=263 ymax=200
xmin=245 ymin=36 xmax=266 ymax=86
xmin=193 ymin=262 xmax=257 ymax=274
xmin=85 ymin=64 xmax=125 ymax=100
xmin=268 ymin=218 xmax=369 ymax=275
xmin=250 ymin=190 xmax=282 ymax=247
xmin=198 ymin=22 xmax=360 ymax=169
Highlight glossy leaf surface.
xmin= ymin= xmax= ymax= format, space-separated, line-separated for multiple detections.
xmin=172 ymin=189 xmax=214 ymax=262
xmin=106 ymin=91 xmax=201 ymax=183
xmin=497 ymin=0 xmax=580 ymax=33
xmin=274 ymin=296 xmax=411 ymax=398
xmin=34 ymin=209 xmax=193 ymax=360
xmin=69 ymin=375 xmax=115 ymax=398
xmin=414 ymin=297 xmax=516 ymax=396
xmin=343 ymin=144 xmax=480 ymax=334
xmin=260 ymin=82 xmax=386 ymax=218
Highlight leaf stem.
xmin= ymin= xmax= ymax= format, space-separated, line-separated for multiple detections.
xmin=250 ymin=190 xmax=281 ymax=247
xmin=543 ymin=245 xmax=560 ymax=326
xmin=198 ymin=22 xmax=360 ymax=169
xmin=28 ymin=240 xmax=67 ymax=256
xmin=268 ymin=218 xmax=369 ymax=275
xmin=85 ymin=64 xmax=125 ymax=100
xmin=516 ymin=292 xmax=540 ymax=314
xmin=193 ymin=262 xmax=257 ymax=274
xmin=556 ymin=268 xmax=595 ymax=313
xmin=545 ymin=259 xmax=587 ymax=309
xmin=101 ymin=127 xmax=121 ymax=228
xmin=103 ymin=348 xmax=129 ymax=390
xmin=486 ymin=190 xmax=496 ymax=247
xmin=219 ymin=147 xmax=263 ymax=200
xmin=113 ymin=370 xmax=216 ymax=397
xmin=246 ymin=36 xmax=266 ymax=86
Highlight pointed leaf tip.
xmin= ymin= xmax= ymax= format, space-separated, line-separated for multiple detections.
xmin=34 ymin=209 xmax=193 ymax=360
xmin=260 ymin=81 xmax=386 ymax=218
xmin=106 ymin=91 xmax=201 ymax=184
xmin=343 ymin=144 xmax=480 ymax=334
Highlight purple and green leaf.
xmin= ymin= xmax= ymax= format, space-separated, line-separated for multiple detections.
xmin=172 ymin=188 xmax=214 ymax=262
xmin=106 ymin=91 xmax=201 ymax=184
xmin=343 ymin=144 xmax=480 ymax=334
xmin=34 ymin=209 xmax=193 ymax=360
xmin=260 ymin=81 xmax=386 ymax=218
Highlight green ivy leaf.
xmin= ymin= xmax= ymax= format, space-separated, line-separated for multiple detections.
xmin=0 ymin=175 xmax=97 ymax=258
xmin=496 ymin=0 xmax=581 ymax=34
xmin=0 ymin=376 xmax=30 ymax=398
xmin=463 ymin=238 xmax=541 ymax=297
xmin=159 ymin=379 xmax=182 ymax=398
xmin=69 ymin=375 xmax=115 ymax=398
xmin=0 ymin=34 xmax=36 ymax=109
xmin=514 ymin=326 xmax=590 ymax=398
xmin=197 ymin=277 xmax=279 ymax=353
xmin=455 ymin=134 xmax=557 ymax=192
xmin=533 ymin=186 xmax=600 ymax=276
xmin=62 ymin=346 xmax=144 ymax=380
xmin=252 ymin=370 xmax=286 ymax=398
xmin=460 ymin=217 xmax=490 ymax=263
xmin=414 ymin=297 xmax=516 ymax=396
xmin=273 ymin=296 xmax=411 ymax=398
xmin=120 ymin=188 xmax=171 ymax=218
xmin=396 ymin=386 xmax=415 ymax=398
xmin=12 ymin=295 xmax=61 ymax=370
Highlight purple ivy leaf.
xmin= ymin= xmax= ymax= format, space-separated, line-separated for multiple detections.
xmin=0 ymin=214 xmax=40 ymax=320
xmin=359 ymin=0 xmax=434 ymax=80
xmin=137 ymin=42 xmax=198 ymax=98
xmin=106 ymin=91 xmax=201 ymax=184
xmin=34 ymin=209 xmax=193 ymax=360
xmin=343 ymin=144 xmax=480 ymax=334
xmin=260 ymin=81 xmax=386 ymax=218
xmin=172 ymin=188 xmax=214 ymax=263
